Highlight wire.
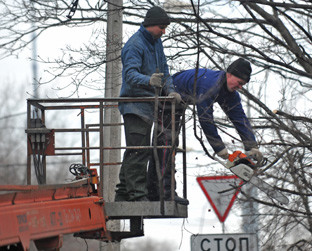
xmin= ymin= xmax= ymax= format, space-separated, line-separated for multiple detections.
xmin=83 ymin=238 xmax=88 ymax=251
xmin=0 ymin=161 xmax=76 ymax=168
xmin=0 ymin=111 xmax=26 ymax=120
xmin=29 ymin=137 xmax=45 ymax=185
xmin=69 ymin=163 xmax=90 ymax=178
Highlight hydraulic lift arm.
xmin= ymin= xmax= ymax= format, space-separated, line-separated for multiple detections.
xmin=0 ymin=171 xmax=111 ymax=251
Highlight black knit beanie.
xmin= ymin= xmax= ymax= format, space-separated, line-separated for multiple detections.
xmin=227 ymin=58 xmax=252 ymax=82
xmin=142 ymin=6 xmax=171 ymax=27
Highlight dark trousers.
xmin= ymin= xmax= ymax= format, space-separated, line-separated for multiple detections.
xmin=147 ymin=103 xmax=184 ymax=200
xmin=115 ymin=114 xmax=152 ymax=201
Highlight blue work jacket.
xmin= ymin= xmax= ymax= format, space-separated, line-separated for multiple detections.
xmin=173 ymin=68 xmax=257 ymax=153
xmin=119 ymin=24 xmax=175 ymax=123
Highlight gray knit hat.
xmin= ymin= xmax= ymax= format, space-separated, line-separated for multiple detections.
xmin=143 ymin=6 xmax=171 ymax=27
xmin=227 ymin=58 xmax=252 ymax=82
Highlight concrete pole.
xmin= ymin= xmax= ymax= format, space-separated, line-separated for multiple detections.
xmin=32 ymin=21 xmax=39 ymax=122
xmin=242 ymin=85 xmax=259 ymax=248
xmin=101 ymin=1 xmax=122 ymax=250
xmin=32 ymin=30 xmax=38 ymax=99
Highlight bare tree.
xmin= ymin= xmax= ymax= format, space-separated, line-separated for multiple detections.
xmin=0 ymin=0 xmax=311 ymax=249
xmin=179 ymin=1 xmax=312 ymax=248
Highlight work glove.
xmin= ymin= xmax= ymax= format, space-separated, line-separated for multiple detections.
xmin=149 ymin=73 xmax=164 ymax=88
xmin=216 ymin=148 xmax=229 ymax=160
xmin=247 ymin=148 xmax=263 ymax=162
xmin=168 ymin=92 xmax=182 ymax=104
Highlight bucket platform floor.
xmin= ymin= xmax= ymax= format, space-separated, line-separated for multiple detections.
xmin=105 ymin=201 xmax=188 ymax=219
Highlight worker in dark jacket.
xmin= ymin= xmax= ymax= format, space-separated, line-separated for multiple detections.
xmin=115 ymin=6 xmax=182 ymax=202
xmin=147 ymin=58 xmax=263 ymax=201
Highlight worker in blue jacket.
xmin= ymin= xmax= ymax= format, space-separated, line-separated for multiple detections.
xmin=147 ymin=58 xmax=263 ymax=202
xmin=115 ymin=6 xmax=182 ymax=202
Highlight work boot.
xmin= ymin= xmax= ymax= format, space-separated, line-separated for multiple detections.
xmin=147 ymin=194 xmax=159 ymax=201
xmin=134 ymin=196 xmax=149 ymax=202
xmin=165 ymin=193 xmax=189 ymax=206
xmin=114 ymin=192 xmax=129 ymax=202
xmin=114 ymin=182 xmax=129 ymax=202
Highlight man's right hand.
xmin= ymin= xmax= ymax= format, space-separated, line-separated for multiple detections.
xmin=216 ymin=148 xmax=229 ymax=160
xmin=247 ymin=148 xmax=263 ymax=162
xmin=149 ymin=73 xmax=164 ymax=87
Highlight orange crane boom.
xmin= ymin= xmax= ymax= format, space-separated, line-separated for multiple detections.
xmin=0 ymin=176 xmax=111 ymax=251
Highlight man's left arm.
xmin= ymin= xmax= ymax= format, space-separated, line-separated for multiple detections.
xmin=222 ymin=93 xmax=259 ymax=152
xmin=226 ymin=102 xmax=263 ymax=162
xmin=221 ymin=93 xmax=263 ymax=161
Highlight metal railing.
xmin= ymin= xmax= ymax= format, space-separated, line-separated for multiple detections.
xmin=25 ymin=97 xmax=187 ymax=205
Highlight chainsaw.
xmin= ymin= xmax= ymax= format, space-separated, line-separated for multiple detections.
xmin=215 ymin=150 xmax=289 ymax=205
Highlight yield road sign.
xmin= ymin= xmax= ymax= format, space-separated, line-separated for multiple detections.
xmin=196 ymin=175 xmax=243 ymax=222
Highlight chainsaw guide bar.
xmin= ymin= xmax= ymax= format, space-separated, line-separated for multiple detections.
xmin=215 ymin=151 xmax=289 ymax=205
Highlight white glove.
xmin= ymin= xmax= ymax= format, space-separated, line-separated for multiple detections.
xmin=168 ymin=92 xmax=182 ymax=104
xmin=149 ymin=73 xmax=164 ymax=87
xmin=216 ymin=148 xmax=229 ymax=160
xmin=247 ymin=148 xmax=263 ymax=162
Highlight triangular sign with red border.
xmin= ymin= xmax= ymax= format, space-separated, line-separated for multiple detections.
xmin=196 ymin=175 xmax=243 ymax=223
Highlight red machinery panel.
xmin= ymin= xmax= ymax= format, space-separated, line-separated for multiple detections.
xmin=0 ymin=178 xmax=111 ymax=250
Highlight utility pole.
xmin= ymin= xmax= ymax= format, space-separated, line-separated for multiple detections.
xmin=101 ymin=1 xmax=123 ymax=251
xmin=243 ymin=85 xmax=259 ymax=249
xmin=31 ymin=2 xmax=39 ymax=121
xmin=32 ymin=30 xmax=38 ymax=99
